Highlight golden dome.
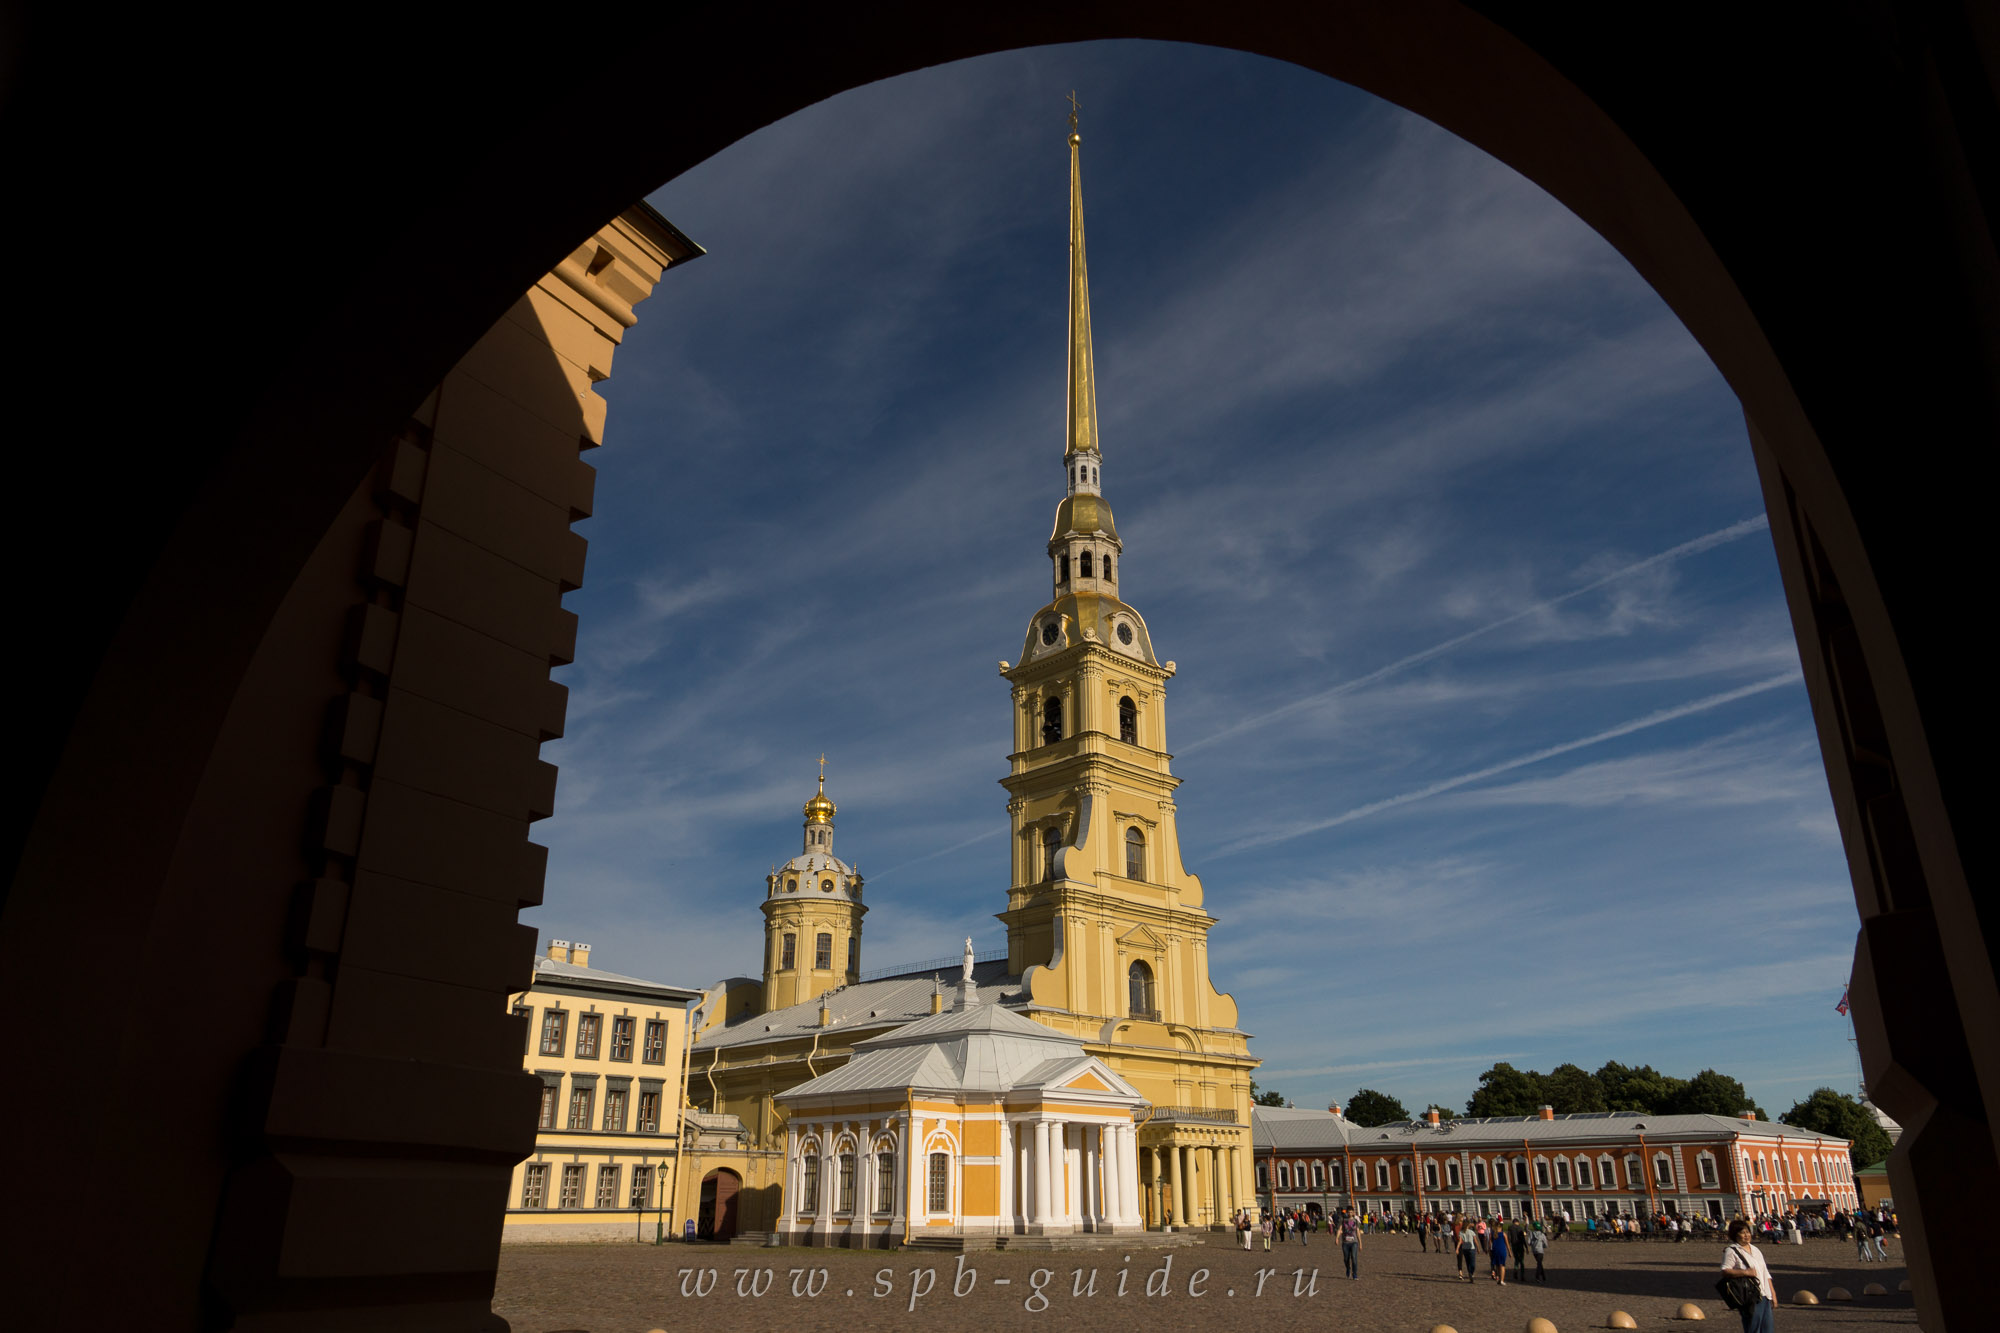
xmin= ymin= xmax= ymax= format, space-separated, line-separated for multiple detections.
xmin=803 ymin=759 xmax=836 ymax=825
xmin=1050 ymin=493 xmax=1118 ymax=542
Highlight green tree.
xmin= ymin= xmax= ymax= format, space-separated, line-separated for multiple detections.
xmin=1542 ymin=1062 xmax=1608 ymax=1114
xmin=1250 ymin=1079 xmax=1286 ymax=1107
xmin=1781 ymin=1088 xmax=1892 ymax=1171
xmin=1668 ymin=1068 xmax=1763 ymax=1118
xmin=1343 ymin=1089 xmax=1410 ymax=1126
xmin=1595 ymin=1061 xmax=1686 ymax=1113
xmin=1466 ymin=1062 xmax=1547 ymax=1117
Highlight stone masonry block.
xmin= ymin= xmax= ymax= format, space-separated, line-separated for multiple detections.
xmin=324 ymin=963 xmax=525 ymax=1069
xmin=338 ymin=867 xmax=537 ymax=994
xmin=372 ymin=687 xmax=548 ymax=821
xmin=420 ymin=443 xmax=587 ymax=589
xmin=390 ymin=604 xmax=560 ymax=742
xmin=256 ymin=1044 xmax=540 ymax=1160
xmin=352 ymin=777 xmax=539 ymax=906
xmin=433 ymin=369 xmax=598 ymax=517
xmin=402 ymin=520 xmax=562 ymax=660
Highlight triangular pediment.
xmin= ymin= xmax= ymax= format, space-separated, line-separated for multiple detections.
xmin=1118 ymin=923 xmax=1164 ymax=951
xmin=1064 ymin=1071 xmax=1110 ymax=1092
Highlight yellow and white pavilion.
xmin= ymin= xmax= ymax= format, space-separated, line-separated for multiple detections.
xmin=774 ymin=941 xmax=1146 ymax=1245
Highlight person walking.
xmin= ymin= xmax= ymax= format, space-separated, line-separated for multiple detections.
xmin=1489 ymin=1225 xmax=1511 ymax=1285
xmin=1721 ymin=1218 xmax=1777 ymax=1333
xmin=1340 ymin=1211 xmax=1362 ymax=1279
xmin=1854 ymin=1213 xmax=1873 ymax=1263
xmin=1530 ymin=1224 xmax=1549 ymax=1282
xmin=1456 ymin=1220 xmax=1479 ymax=1281
xmin=1299 ymin=1210 xmax=1310 ymax=1247
xmin=1261 ymin=1214 xmax=1273 ymax=1251
xmin=1510 ymin=1219 xmax=1528 ymax=1281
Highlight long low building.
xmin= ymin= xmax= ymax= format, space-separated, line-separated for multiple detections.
xmin=1253 ymin=1103 xmax=1857 ymax=1224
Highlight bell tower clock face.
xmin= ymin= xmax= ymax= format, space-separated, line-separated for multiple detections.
xmin=1041 ymin=620 xmax=1060 ymax=646
xmin=1116 ymin=622 xmax=1133 ymax=645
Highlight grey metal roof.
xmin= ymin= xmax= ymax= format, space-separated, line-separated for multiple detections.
xmin=694 ymin=959 xmax=1019 ymax=1052
xmin=1251 ymin=1107 xmax=1849 ymax=1152
xmin=777 ymin=985 xmax=1142 ymax=1105
xmin=527 ymin=956 xmax=702 ymax=1003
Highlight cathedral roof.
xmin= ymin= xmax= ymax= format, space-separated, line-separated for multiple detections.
xmin=1017 ymin=591 xmax=1160 ymax=668
xmin=694 ymin=959 xmax=1018 ymax=1052
xmin=1049 ymin=493 xmax=1117 ymax=542
xmin=777 ymin=983 xmax=1143 ymax=1104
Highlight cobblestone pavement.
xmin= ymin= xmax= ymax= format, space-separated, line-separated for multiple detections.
xmin=494 ymin=1232 xmax=1919 ymax=1333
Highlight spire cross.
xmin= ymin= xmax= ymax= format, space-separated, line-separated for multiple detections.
xmin=817 ymin=753 xmax=826 ymax=789
xmin=1067 ymin=89 xmax=1080 ymax=133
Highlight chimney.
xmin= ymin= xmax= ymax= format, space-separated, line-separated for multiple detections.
xmin=1741 ymin=1109 xmax=1759 ymax=1121
xmin=570 ymin=943 xmax=590 ymax=969
xmin=1328 ymin=1101 xmax=1342 ymax=1117
xmin=819 ymin=1002 xmax=832 ymax=1027
xmin=1539 ymin=1105 xmax=1555 ymax=1121
xmin=1426 ymin=1107 xmax=1442 ymax=1126
xmin=547 ymin=939 xmax=570 ymax=964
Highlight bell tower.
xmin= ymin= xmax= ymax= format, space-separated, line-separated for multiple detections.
xmin=760 ymin=759 xmax=866 ymax=1012
xmin=996 ymin=115 xmax=1252 ymax=1132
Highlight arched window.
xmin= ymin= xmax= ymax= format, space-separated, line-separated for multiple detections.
xmin=1277 ymin=1163 xmax=1290 ymax=1190
xmin=847 ymin=938 xmax=858 ymax=973
xmin=1473 ymin=1159 xmax=1488 ymax=1190
xmin=1536 ymin=1159 xmax=1551 ymax=1189
xmin=1041 ymin=826 xmax=1061 ymax=881
xmin=781 ymin=933 xmax=796 ymax=969
xmin=927 ymin=1152 xmax=950 ymax=1213
xmin=1056 ymin=554 xmax=1068 ymax=583
xmin=1354 ymin=1161 xmax=1367 ymax=1189
xmin=1041 ymin=696 xmax=1063 ymax=745
xmin=1398 ymin=1161 xmax=1412 ymax=1189
xmin=1103 ymin=555 xmax=1113 ymax=580
xmin=1080 ymin=550 xmax=1093 ymax=578
xmin=1493 ymin=1159 xmax=1509 ymax=1189
xmin=814 ymin=933 xmax=832 ymax=969
xmin=1124 ymin=826 xmax=1145 ymax=880
xmin=1127 ymin=960 xmax=1155 ymax=1017
xmin=1424 ymin=1161 xmax=1439 ymax=1190
xmin=1446 ymin=1160 xmax=1461 ymax=1189
xmin=1375 ymin=1161 xmax=1390 ymax=1190
xmin=1118 ymin=696 xmax=1137 ymax=744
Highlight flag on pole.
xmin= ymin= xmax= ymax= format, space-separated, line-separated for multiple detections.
xmin=1835 ymin=986 xmax=1850 ymax=1016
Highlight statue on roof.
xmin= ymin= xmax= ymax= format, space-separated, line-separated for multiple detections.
xmin=963 ymin=937 xmax=975 ymax=984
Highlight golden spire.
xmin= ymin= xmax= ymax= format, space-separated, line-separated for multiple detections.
xmin=1065 ymin=94 xmax=1100 ymax=461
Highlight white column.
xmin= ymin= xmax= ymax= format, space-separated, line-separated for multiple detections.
xmin=785 ymin=1125 xmax=800 ymax=1226
xmin=819 ymin=1122 xmax=834 ymax=1232
xmin=893 ymin=1115 xmax=908 ymax=1223
xmin=1120 ymin=1126 xmax=1138 ymax=1224
xmin=1097 ymin=1126 xmax=1115 ymax=1227
xmin=859 ymin=1120 xmax=876 ymax=1235
xmin=1034 ymin=1120 xmax=1053 ymax=1225
xmin=1000 ymin=1119 xmax=1015 ymax=1230
xmin=1065 ymin=1124 xmax=1081 ymax=1226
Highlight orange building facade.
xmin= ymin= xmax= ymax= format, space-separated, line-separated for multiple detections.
xmin=1255 ymin=1104 xmax=1858 ymax=1224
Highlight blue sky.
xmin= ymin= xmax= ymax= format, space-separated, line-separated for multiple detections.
xmin=529 ymin=41 xmax=1862 ymax=1121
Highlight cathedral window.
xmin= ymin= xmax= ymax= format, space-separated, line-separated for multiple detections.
xmin=1080 ymin=550 xmax=1092 ymax=578
xmin=787 ymin=878 xmax=798 ymax=892
xmin=876 ymin=1152 xmax=895 ymax=1212
xmin=838 ymin=1153 xmax=856 ymax=1213
xmin=928 ymin=1152 xmax=951 ymax=1212
xmin=1041 ymin=696 xmax=1064 ymax=745
xmin=781 ymin=934 xmax=796 ymax=970
xmin=820 ymin=878 xmax=834 ymax=892
xmin=1041 ymin=826 xmax=1061 ymax=881
xmin=815 ymin=933 xmax=832 ymax=969
xmin=847 ymin=938 xmax=858 ymax=973
xmin=1124 ymin=826 xmax=1145 ymax=880
xmin=1127 ymin=960 xmax=1156 ymax=1019
xmin=802 ymin=1155 xmax=819 ymax=1214
xmin=1118 ymin=696 xmax=1137 ymax=744
xmin=1104 ymin=555 xmax=1113 ymax=580
xmin=1057 ymin=554 xmax=1068 ymax=582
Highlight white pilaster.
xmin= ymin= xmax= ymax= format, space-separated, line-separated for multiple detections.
xmin=1034 ymin=1120 xmax=1053 ymax=1225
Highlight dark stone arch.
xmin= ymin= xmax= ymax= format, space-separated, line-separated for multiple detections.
xmin=4 ymin=5 xmax=1994 ymax=1328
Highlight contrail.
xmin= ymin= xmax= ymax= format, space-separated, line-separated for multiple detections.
xmin=1183 ymin=515 xmax=1771 ymax=754
xmin=867 ymin=826 xmax=1005 ymax=883
xmin=1223 ymin=669 xmax=1800 ymax=851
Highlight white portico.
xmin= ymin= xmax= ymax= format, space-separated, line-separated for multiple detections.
xmin=775 ymin=942 xmax=1147 ymax=1246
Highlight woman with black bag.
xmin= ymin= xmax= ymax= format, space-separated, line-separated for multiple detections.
xmin=1719 ymin=1218 xmax=1776 ymax=1333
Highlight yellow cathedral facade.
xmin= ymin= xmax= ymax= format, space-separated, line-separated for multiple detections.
xmin=675 ymin=116 xmax=1259 ymax=1246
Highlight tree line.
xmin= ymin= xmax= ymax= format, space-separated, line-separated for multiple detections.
xmin=1253 ymin=1063 xmax=1892 ymax=1168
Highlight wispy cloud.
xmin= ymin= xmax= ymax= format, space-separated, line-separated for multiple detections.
xmin=1223 ymin=670 xmax=1803 ymax=850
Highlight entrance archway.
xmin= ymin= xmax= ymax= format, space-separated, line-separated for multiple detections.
xmin=6 ymin=7 xmax=1994 ymax=1330
xmin=698 ymin=1168 xmax=742 ymax=1241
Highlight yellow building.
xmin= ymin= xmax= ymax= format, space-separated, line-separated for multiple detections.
xmin=684 ymin=117 xmax=1258 ymax=1244
xmin=502 ymin=941 xmax=702 ymax=1242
